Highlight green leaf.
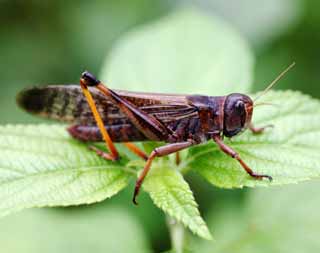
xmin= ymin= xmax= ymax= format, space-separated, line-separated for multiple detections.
xmin=0 ymin=124 xmax=132 ymax=217
xmin=142 ymin=162 xmax=212 ymax=240
xmin=186 ymin=90 xmax=320 ymax=188
xmin=191 ymin=181 xmax=320 ymax=253
xmin=203 ymin=0 xmax=302 ymax=48
xmin=100 ymin=7 xmax=254 ymax=94
xmin=0 ymin=206 xmax=150 ymax=253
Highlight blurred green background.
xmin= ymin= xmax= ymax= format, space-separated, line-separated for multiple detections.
xmin=0 ymin=0 xmax=319 ymax=252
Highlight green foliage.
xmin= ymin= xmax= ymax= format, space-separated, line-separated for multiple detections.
xmin=100 ymin=8 xmax=254 ymax=94
xmin=205 ymin=0 xmax=302 ymax=48
xmin=1 ymin=7 xmax=320 ymax=249
xmin=143 ymin=163 xmax=212 ymax=240
xmin=0 ymin=206 xmax=150 ymax=253
xmin=186 ymin=90 xmax=320 ymax=188
xmin=0 ymin=125 xmax=131 ymax=217
xmin=2 ymin=89 xmax=320 ymax=241
xmin=191 ymin=182 xmax=320 ymax=252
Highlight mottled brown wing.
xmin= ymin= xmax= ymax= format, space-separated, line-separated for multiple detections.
xmin=17 ymin=85 xmax=198 ymax=126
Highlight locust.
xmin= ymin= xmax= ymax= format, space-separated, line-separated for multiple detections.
xmin=17 ymin=63 xmax=295 ymax=204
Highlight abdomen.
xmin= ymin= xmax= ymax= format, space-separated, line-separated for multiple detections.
xmin=68 ymin=124 xmax=147 ymax=142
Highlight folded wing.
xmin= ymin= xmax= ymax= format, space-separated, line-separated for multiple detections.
xmin=17 ymin=85 xmax=198 ymax=128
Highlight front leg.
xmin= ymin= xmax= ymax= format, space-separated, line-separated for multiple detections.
xmin=133 ymin=140 xmax=195 ymax=205
xmin=212 ymin=135 xmax=272 ymax=181
xmin=249 ymin=123 xmax=273 ymax=134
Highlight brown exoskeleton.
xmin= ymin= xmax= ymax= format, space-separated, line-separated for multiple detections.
xmin=17 ymin=63 xmax=295 ymax=204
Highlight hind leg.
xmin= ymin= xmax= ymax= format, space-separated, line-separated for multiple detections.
xmin=80 ymin=77 xmax=120 ymax=160
xmin=80 ymin=71 xmax=170 ymax=162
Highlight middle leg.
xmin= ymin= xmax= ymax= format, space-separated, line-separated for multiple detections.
xmin=133 ymin=140 xmax=194 ymax=205
xmin=124 ymin=142 xmax=148 ymax=161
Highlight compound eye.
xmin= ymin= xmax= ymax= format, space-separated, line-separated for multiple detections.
xmin=235 ymin=100 xmax=245 ymax=114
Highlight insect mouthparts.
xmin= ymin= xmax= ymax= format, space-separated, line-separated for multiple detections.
xmin=81 ymin=71 xmax=100 ymax=87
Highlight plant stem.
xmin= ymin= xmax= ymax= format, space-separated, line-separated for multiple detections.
xmin=166 ymin=215 xmax=185 ymax=253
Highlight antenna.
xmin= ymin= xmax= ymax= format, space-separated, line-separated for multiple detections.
xmin=254 ymin=102 xmax=279 ymax=108
xmin=254 ymin=62 xmax=296 ymax=103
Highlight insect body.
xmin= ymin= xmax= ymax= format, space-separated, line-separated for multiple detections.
xmin=17 ymin=64 xmax=294 ymax=204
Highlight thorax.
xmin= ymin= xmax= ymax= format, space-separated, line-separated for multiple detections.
xmin=166 ymin=95 xmax=226 ymax=143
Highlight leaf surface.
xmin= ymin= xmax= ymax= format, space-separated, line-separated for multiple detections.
xmin=186 ymin=90 xmax=320 ymax=188
xmin=0 ymin=125 xmax=131 ymax=217
xmin=101 ymin=8 xmax=253 ymax=95
xmin=0 ymin=206 xmax=150 ymax=253
xmin=192 ymin=182 xmax=320 ymax=253
xmin=143 ymin=163 xmax=212 ymax=240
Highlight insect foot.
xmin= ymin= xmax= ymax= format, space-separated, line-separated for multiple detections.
xmin=250 ymin=173 xmax=273 ymax=182
xmin=88 ymin=145 xmax=120 ymax=162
